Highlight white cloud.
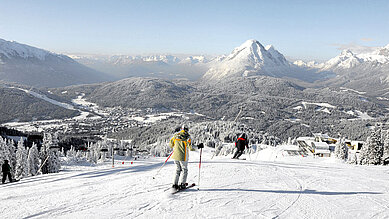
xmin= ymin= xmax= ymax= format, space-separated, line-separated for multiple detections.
xmin=331 ymin=43 xmax=379 ymax=54
xmin=361 ymin=38 xmax=374 ymax=42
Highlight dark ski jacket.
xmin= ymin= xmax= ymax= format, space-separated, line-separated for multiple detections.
xmin=2 ymin=163 xmax=11 ymax=173
xmin=235 ymin=135 xmax=249 ymax=151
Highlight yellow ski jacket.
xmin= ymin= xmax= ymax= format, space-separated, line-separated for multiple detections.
xmin=169 ymin=130 xmax=193 ymax=161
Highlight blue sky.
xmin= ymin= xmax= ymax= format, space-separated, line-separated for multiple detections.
xmin=0 ymin=0 xmax=388 ymax=61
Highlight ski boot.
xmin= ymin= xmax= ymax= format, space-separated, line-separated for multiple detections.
xmin=179 ymin=183 xmax=188 ymax=190
xmin=172 ymin=184 xmax=179 ymax=190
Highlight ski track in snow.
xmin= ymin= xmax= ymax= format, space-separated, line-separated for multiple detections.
xmin=1 ymin=152 xmax=389 ymax=218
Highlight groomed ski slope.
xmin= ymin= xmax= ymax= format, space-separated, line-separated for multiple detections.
xmin=1 ymin=147 xmax=389 ymax=219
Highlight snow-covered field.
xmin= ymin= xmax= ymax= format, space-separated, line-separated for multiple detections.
xmin=13 ymin=87 xmax=75 ymax=110
xmin=1 ymin=148 xmax=389 ymax=218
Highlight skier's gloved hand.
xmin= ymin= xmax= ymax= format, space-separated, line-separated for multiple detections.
xmin=197 ymin=143 xmax=204 ymax=149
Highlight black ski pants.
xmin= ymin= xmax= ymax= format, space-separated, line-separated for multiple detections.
xmin=233 ymin=149 xmax=244 ymax=159
xmin=2 ymin=172 xmax=12 ymax=184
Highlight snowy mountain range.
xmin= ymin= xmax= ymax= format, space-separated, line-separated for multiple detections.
xmin=69 ymin=54 xmax=209 ymax=66
xmin=66 ymin=39 xmax=389 ymax=93
xmin=2 ymin=37 xmax=389 ymax=90
xmin=294 ymin=44 xmax=389 ymax=71
xmin=293 ymin=44 xmax=389 ymax=95
xmin=70 ymin=53 xmax=210 ymax=80
xmin=70 ymin=54 xmax=183 ymax=65
xmin=0 ymin=39 xmax=111 ymax=87
xmin=200 ymin=39 xmax=389 ymax=96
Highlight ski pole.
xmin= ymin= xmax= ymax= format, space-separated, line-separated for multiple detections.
xmin=153 ymin=150 xmax=173 ymax=179
xmin=198 ymin=147 xmax=203 ymax=190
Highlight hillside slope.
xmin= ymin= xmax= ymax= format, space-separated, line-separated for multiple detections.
xmin=0 ymin=86 xmax=79 ymax=123
xmin=1 ymin=150 xmax=389 ymax=218
xmin=0 ymin=39 xmax=111 ymax=87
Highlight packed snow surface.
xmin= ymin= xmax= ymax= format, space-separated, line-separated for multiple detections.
xmin=1 ymin=148 xmax=389 ymax=218
xmin=301 ymin=101 xmax=336 ymax=109
xmin=12 ymin=87 xmax=75 ymax=110
xmin=340 ymin=87 xmax=367 ymax=95
xmin=349 ymin=110 xmax=375 ymax=120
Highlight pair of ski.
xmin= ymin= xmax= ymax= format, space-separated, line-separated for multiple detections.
xmin=1 ymin=179 xmax=20 ymax=185
xmin=171 ymin=183 xmax=196 ymax=194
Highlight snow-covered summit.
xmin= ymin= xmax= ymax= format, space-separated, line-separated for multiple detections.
xmin=320 ymin=44 xmax=389 ymax=71
xmin=202 ymin=39 xmax=292 ymax=80
xmin=0 ymin=38 xmax=64 ymax=61
xmin=179 ymin=55 xmax=208 ymax=65
xmin=375 ymin=44 xmax=389 ymax=57
xmin=265 ymin=44 xmax=289 ymax=66
xmin=323 ymin=49 xmax=363 ymax=70
xmin=0 ymin=38 xmax=110 ymax=87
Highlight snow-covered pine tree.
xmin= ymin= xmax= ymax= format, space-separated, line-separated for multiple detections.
xmin=99 ymin=141 xmax=108 ymax=162
xmin=66 ymin=145 xmax=77 ymax=163
xmin=382 ymin=131 xmax=389 ymax=164
xmin=15 ymin=137 xmax=28 ymax=179
xmin=68 ymin=146 xmax=76 ymax=158
xmin=0 ymin=137 xmax=9 ymax=167
xmin=348 ymin=152 xmax=358 ymax=165
xmin=39 ymin=133 xmax=52 ymax=174
xmin=90 ymin=143 xmax=100 ymax=163
xmin=360 ymin=129 xmax=383 ymax=165
xmin=369 ymin=129 xmax=384 ymax=165
xmin=75 ymin=150 xmax=82 ymax=160
xmin=47 ymin=133 xmax=60 ymax=173
xmin=335 ymin=137 xmax=348 ymax=161
xmin=27 ymin=143 xmax=40 ymax=176
xmin=85 ymin=148 xmax=91 ymax=162
xmin=59 ymin=147 xmax=65 ymax=157
xmin=359 ymin=138 xmax=368 ymax=165
xmin=47 ymin=149 xmax=60 ymax=173
xmin=7 ymin=139 xmax=17 ymax=174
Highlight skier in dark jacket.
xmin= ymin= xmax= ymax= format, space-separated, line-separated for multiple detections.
xmin=232 ymin=133 xmax=249 ymax=159
xmin=2 ymin=160 xmax=13 ymax=184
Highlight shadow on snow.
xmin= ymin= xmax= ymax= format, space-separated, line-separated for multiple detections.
xmin=1 ymin=161 xmax=172 ymax=188
xmin=198 ymin=188 xmax=382 ymax=196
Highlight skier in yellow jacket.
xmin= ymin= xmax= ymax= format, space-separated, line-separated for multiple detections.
xmin=170 ymin=124 xmax=193 ymax=190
